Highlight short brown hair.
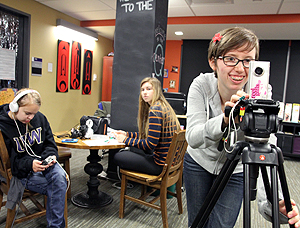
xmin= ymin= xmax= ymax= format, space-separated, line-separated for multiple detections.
xmin=208 ymin=27 xmax=259 ymax=62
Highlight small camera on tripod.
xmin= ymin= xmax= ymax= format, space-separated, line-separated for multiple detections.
xmin=234 ymin=60 xmax=280 ymax=139
xmin=245 ymin=61 xmax=270 ymax=99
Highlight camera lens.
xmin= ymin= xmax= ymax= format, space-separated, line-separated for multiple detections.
xmin=254 ymin=67 xmax=264 ymax=76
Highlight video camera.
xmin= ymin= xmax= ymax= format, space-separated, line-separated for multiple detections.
xmin=227 ymin=60 xmax=280 ymax=139
xmin=70 ymin=115 xmax=108 ymax=138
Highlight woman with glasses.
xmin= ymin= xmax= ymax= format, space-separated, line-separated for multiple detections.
xmin=184 ymin=27 xmax=300 ymax=227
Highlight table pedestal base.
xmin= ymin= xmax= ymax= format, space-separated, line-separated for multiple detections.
xmin=71 ymin=149 xmax=113 ymax=208
xmin=71 ymin=191 xmax=113 ymax=208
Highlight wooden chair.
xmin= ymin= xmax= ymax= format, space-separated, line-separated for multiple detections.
xmin=57 ymin=147 xmax=72 ymax=199
xmin=0 ymin=130 xmax=68 ymax=227
xmin=119 ymin=130 xmax=188 ymax=228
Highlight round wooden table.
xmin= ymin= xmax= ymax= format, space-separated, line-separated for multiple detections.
xmin=54 ymin=132 xmax=125 ymax=208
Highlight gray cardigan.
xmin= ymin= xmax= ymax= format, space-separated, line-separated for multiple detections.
xmin=186 ymin=72 xmax=244 ymax=175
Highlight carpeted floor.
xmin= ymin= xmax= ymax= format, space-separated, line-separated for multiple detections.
xmin=0 ymin=148 xmax=299 ymax=228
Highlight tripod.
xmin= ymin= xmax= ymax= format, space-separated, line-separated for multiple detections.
xmin=191 ymin=137 xmax=294 ymax=228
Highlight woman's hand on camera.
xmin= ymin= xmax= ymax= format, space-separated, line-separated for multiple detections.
xmin=223 ymin=90 xmax=249 ymax=126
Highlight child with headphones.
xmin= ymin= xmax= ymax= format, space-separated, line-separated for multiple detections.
xmin=0 ymin=88 xmax=67 ymax=227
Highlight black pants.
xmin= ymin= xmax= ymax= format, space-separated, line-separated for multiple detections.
xmin=114 ymin=147 xmax=163 ymax=175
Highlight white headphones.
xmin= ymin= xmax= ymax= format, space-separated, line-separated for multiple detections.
xmin=9 ymin=89 xmax=39 ymax=113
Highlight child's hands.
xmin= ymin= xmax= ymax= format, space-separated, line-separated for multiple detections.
xmin=32 ymin=159 xmax=49 ymax=172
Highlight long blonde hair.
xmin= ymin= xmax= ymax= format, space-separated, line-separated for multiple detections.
xmin=137 ymin=77 xmax=180 ymax=139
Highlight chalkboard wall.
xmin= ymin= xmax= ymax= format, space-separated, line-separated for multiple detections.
xmin=179 ymin=39 xmax=299 ymax=104
xmin=111 ymin=0 xmax=168 ymax=132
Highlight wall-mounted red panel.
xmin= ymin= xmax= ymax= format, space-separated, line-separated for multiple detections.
xmin=101 ymin=56 xmax=113 ymax=101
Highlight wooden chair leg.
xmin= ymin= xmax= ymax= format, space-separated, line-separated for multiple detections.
xmin=6 ymin=208 xmax=16 ymax=228
xmin=64 ymin=193 xmax=68 ymax=227
xmin=141 ymin=184 xmax=147 ymax=196
xmin=176 ymin=179 xmax=183 ymax=214
xmin=64 ymin=159 xmax=71 ymax=199
xmin=160 ymin=186 xmax=169 ymax=228
xmin=0 ymin=189 xmax=3 ymax=208
xmin=119 ymin=175 xmax=127 ymax=219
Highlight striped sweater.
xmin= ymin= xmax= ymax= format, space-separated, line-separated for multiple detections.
xmin=123 ymin=101 xmax=177 ymax=166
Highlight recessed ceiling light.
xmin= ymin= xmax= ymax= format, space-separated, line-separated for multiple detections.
xmin=175 ymin=31 xmax=183 ymax=36
xmin=187 ymin=0 xmax=233 ymax=4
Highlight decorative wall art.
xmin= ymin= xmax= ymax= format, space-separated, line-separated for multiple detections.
xmin=171 ymin=66 xmax=178 ymax=73
xmin=169 ymin=80 xmax=176 ymax=88
xmin=164 ymin=69 xmax=168 ymax=78
xmin=82 ymin=49 xmax=93 ymax=95
xmin=56 ymin=40 xmax=69 ymax=92
xmin=70 ymin=41 xmax=81 ymax=90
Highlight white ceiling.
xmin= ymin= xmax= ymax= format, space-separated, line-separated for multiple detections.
xmin=35 ymin=0 xmax=300 ymax=40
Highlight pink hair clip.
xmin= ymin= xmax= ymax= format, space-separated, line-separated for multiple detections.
xmin=212 ymin=33 xmax=223 ymax=43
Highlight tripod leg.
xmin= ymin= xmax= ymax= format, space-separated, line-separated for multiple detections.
xmin=278 ymin=163 xmax=294 ymax=228
xmin=270 ymin=165 xmax=280 ymax=228
xmin=244 ymin=163 xmax=260 ymax=228
xmin=278 ymin=164 xmax=294 ymax=228
xmin=275 ymin=145 xmax=294 ymax=228
xmin=243 ymin=163 xmax=251 ymax=228
xmin=261 ymin=165 xmax=273 ymax=203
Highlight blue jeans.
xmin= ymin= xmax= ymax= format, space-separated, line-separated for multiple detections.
xmin=183 ymin=153 xmax=243 ymax=228
xmin=21 ymin=163 xmax=67 ymax=228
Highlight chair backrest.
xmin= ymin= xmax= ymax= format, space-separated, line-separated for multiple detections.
xmin=159 ymin=130 xmax=188 ymax=181
xmin=0 ymin=130 xmax=12 ymax=192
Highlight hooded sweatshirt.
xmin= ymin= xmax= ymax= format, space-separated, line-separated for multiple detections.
xmin=0 ymin=104 xmax=58 ymax=179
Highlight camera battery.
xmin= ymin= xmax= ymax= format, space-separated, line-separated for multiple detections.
xmin=245 ymin=61 xmax=270 ymax=99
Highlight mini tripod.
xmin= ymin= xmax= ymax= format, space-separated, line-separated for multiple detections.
xmin=192 ymin=99 xmax=294 ymax=228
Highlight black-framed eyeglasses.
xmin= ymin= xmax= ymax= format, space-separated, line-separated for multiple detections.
xmin=217 ymin=56 xmax=255 ymax=68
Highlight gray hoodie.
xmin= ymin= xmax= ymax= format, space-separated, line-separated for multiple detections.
xmin=186 ymin=72 xmax=244 ymax=175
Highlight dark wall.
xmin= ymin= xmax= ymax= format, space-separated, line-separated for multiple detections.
xmin=286 ymin=40 xmax=300 ymax=104
xmin=179 ymin=39 xmax=299 ymax=104
xmin=180 ymin=40 xmax=211 ymax=96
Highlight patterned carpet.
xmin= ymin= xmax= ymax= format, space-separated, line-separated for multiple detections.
xmin=0 ymin=148 xmax=299 ymax=228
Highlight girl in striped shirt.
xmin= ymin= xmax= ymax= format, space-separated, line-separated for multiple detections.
xmin=114 ymin=77 xmax=180 ymax=175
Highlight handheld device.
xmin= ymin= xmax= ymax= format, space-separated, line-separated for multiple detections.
xmin=41 ymin=156 xmax=55 ymax=165
xmin=61 ymin=138 xmax=79 ymax=143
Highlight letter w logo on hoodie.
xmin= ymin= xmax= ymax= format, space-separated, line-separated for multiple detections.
xmin=13 ymin=127 xmax=42 ymax=153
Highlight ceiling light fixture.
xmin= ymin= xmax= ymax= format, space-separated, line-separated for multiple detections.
xmin=56 ymin=19 xmax=98 ymax=41
xmin=186 ymin=0 xmax=233 ymax=4
xmin=175 ymin=31 xmax=184 ymax=36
